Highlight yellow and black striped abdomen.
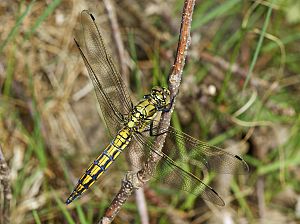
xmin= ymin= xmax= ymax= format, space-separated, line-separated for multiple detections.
xmin=66 ymin=127 xmax=132 ymax=204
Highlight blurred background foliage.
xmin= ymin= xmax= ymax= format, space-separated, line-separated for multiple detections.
xmin=0 ymin=0 xmax=299 ymax=223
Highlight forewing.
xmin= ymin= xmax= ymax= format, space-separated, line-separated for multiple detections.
xmin=145 ymin=120 xmax=249 ymax=174
xmin=77 ymin=10 xmax=133 ymax=136
xmin=166 ymin=126 xmax=249 ymax=174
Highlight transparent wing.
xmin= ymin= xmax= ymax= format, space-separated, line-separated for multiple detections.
xmin=77 ymin=10 xmax=133 ymax=136
xmin=126 ymin=121 xmax=248 ymax=205
xmin=131 ymin=133 xmax=225 ymax=206
xmin=165 ymin=126 xmax=249 ymax=174
xmin=145 ymin=121 xmax=249 ymax=174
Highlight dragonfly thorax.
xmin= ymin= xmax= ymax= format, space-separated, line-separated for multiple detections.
xmin=127 ymin=100 xmax=156 ymax=131
xmin=147 ymin=86 xmax=171 ymax=111
xmin=125 ymin=87 xmax=170 ymax=131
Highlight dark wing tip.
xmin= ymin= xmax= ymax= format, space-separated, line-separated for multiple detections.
xmin=210 ymin=187 xmax=219 ymax=195
xmin=74 ymin=38 xmax=80 ymax=47
xmin=234 ymin=155 xmax=243 ymax=161
xmin=234 ymin=155 xmax=250 ymax=173
xmin=207 ymin=186 xmax=225 ymax=206
xmin=81 ymin=10 xmax=95 ymax=21
xmin=89 ymin=13 xmax=95 ymax=21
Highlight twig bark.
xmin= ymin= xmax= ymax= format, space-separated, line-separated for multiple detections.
xmin=99 ymin=0 xmax=195 ymax=223
xmin=0 ymin=144 xmax=11 ymax=224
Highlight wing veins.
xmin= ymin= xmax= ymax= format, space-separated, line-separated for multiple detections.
xmin=133 ymin=133 xmax=225 ymax=206
xmin=81 ymin=10 xmax=132 ymax=114
xmin=74 ymin=39 xmax=125 ymax=123
xmin=148 ymin=122 xmax=249 ymax=174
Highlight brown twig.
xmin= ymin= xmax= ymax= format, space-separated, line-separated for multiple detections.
xmin=0 ymin=144 xmax=11 ymax=224
xmin=99 ymin=0 xmax=195 ymax=223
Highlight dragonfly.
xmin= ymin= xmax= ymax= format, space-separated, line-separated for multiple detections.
xmin=65 ymin=10 xmax=249 ymax=206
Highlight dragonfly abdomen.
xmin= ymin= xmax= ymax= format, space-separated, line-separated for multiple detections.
xmin=66 ymin=127 xmax=132 ymax=204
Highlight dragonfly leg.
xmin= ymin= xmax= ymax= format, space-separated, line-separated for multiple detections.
xmin=149 ymin=120 xmax=168 ymax=136
xmin=140 ymin=118 xmax=168 ymax=136
xmin=162 ymin=89 xmax=178 ymax=112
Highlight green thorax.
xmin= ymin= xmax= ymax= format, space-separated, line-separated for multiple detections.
xmin=126 ymin=86 xmax=171 ymax=132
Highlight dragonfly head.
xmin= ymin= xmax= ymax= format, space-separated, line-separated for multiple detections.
xmin=150 ymin=86 xmax=171 ymax=110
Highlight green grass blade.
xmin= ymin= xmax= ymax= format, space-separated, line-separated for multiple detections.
xmin=243 ymin=0 xmax=275 ymax=91
xmin=3 ymin=45 xmax=16 ymax=96
xmin=28 ymin=65 xmax=47 ymax=168
xmin=258 ymin=156 xmax=300 ymax=175
xmin=32 ymin=210 xmax=42 ymax=224
xmin=0 ymin=0 xmax=35 ymax=53
xmin=76 ymin=205 xmax=88 ymax=224
xmin=128 ymin=32 xmax=143 ymax=96
xmin=231 ymin=180 xmax=254 ymax=220
xmin=53 ymin=190 xmax=76 ymax=224
xmin=192 ymin=0 xmax=242 ymax=30
xmin=263 ymin=32 xmax=300 ymax=52
xmin=25 ymin=0 xmax=62 ymax=40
